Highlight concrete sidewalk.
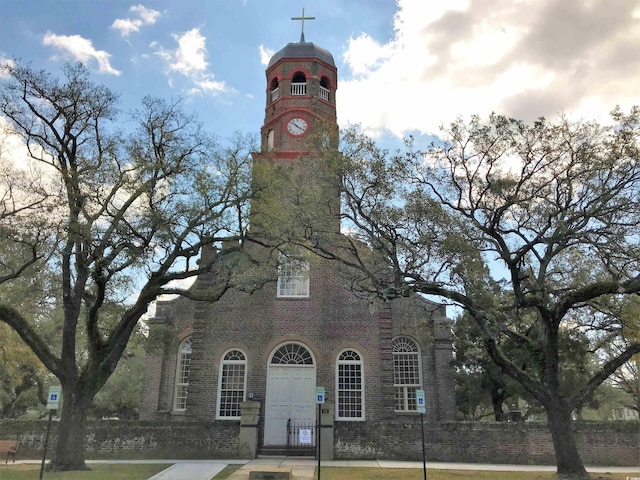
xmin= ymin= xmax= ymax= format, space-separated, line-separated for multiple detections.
xmin=146 ymin=458 xmax=640 ymax=480
xmin=147 ymin=461 xmax=228 ymax=480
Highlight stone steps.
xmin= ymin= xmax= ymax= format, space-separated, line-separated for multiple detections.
xmin=227 ymin=463 xmax=315 ymax=480
xmin=248 ymin=467 xmax=292 ymax=480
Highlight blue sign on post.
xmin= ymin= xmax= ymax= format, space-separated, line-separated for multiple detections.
xmin=416 ymin=389 xmax=426 ymax=414
xmin=47 ymin=386 xmax=62 ymax=410
xmin=315 ymin=386 xmax=325 ymax=404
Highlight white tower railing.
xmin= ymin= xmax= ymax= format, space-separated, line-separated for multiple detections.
xmin=291 ymin=82 xmax=306 ymax=95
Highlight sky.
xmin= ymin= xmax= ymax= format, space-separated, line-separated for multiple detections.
xmin=1 ymin=0 xmax=640 ymax=144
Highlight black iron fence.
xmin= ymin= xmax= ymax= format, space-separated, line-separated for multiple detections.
xmin=286 ymin=418 xmax=317 ymax=456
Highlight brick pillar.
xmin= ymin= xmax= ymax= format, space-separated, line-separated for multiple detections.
xmin=319 ymin=401 xmax=334 ymax=460
xmin=140 ymin=316 xmax=170 ymax=419
xmin=434 ymin=319 xmax=456 ymax=420
xmin=378 ymin=300 xmax=395 ymax=419
xmin=239 ymin=400 xmax=261 ymax=458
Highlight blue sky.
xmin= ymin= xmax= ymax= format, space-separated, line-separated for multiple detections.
xmin=2 ymin=0 xmax=640 ymax=144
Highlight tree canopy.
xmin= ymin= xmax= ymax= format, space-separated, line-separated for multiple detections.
xmin=296 ymin=109 xmax=640 ymax=479
xmin=0 ymin=61 xmax=256 ymax=470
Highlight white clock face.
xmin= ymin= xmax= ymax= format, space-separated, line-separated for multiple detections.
xmin=287 ymin=117 xmax=308 ymax=136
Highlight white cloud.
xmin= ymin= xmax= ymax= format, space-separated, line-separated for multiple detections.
xmin=259 ymin=45 xmax=275 ymax=66
xmin=343 ymin=33 xmax=393 ymax=77
xmin=0 ymin=57 xmax=15 ymax=78
xmin=169 ymin=28 xmax=208 ymax=75
xmin=131 ymin=5 xmax=160 ymax=24
xmin=153 ymin=28 xmax=230 ymax=97
xmin=340 ymin=0 xmax=640 ymax=137
xmin=196 ymin=78 xmax=226 ymax=94
xmin=0 ymin=118 xmax=29 ymax=170
xmin=112 ymin=19 xmax=142 ymax=37
xmin=42 ymin=32 xmax=120 ymax=75
xmin=0 ymin=118 xmax=60 ymax=223
xmin=112 ymin=4 xmax=161 ymax=37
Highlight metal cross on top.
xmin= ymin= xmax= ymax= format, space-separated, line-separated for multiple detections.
xmin=292 ymin=8 xmax=315 ymax=42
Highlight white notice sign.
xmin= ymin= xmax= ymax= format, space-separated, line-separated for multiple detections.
xmin=299 ymin=428 xmax=312 ymax=445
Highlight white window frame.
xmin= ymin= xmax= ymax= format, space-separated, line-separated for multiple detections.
xmin=277 ymin=254 xmax=310 ymax=298
xmin=216 ymin=349 xmax=247 ymax=420
xmin=392 ymin=336 xmax=422 ymax=412
xmin=335 ymin=349 xmax=365 ymax=421
xmin=270 ymin=342 xmax=314 ymax=365
xmin=173 ymin=337 xmax=192 ymax=412
xmin=267 ymin=129 xmax=275 ymax=150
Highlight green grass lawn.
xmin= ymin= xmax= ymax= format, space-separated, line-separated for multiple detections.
xmin=318 ymin=468 xmax=638 ymax=480
xmin=0 ymin=463 xmax=168 ymax=480
xmin=0 ymin=464 xmax=637 ymax=480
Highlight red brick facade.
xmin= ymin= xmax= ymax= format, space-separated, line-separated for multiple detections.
xmin=4 ymin=419 xmax=639 ymax=466
xmin=140 ymin=38 xmax=456 ymax=455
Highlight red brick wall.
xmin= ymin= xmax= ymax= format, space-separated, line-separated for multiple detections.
xmin=0 ymin=420 xmax=239 ymax=460
xmin=3 ymin=419 xmax=638 ymax=466
xmin=334 ymin=420 xmax=640 ymax=466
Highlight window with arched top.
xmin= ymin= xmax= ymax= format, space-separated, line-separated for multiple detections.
xmin=392 ymin=336 xmax=422 ymax=412
xmin=291 ymin=71 xmax=307 ymax=95
xmin=336 ymin=349 xmax=364 ymax=420
xmin=319 ymin=76 xmax=330 ymax=101
xmin=217 ymin=349 xmax=247 ymax=419
xmin=271 ymin=343 xmax=313 ymax=365
xmin=267 ymin=129 xmax=274 ymax=151
xmin=270 ymin=77 xmax=279 ymax=102
xmin=174 ymin=337 xmax=192 ymax=411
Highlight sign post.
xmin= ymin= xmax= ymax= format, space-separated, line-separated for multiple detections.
xmin=40 ymin=386 xmax=62 ymax=480
xmin=315 ymin=386 xmax=325 ymax=480
xmin=416 ymin=389 xmax=427 ymax=480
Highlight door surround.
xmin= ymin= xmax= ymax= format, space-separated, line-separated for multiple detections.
xmin=264 ymin=341 xmax=316 ymax=446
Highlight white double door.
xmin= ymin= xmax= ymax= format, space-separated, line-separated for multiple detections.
xmin=264 ymin=365 xmax=316 ymax=446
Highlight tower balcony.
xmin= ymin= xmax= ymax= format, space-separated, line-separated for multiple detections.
xmin=291 ymin=82 xmax=307 ymax=95
xmin=319 ymin=86 xmax=329 ymax=101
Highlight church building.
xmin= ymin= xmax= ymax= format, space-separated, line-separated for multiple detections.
xmin=141 ymin=22 xmax=455 ymax=458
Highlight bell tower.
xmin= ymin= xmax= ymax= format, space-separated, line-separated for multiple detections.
xmin=252 ymin=12 xmax=340 ymax=233
xmin=257 ymin=11 xmax=337 ymax=158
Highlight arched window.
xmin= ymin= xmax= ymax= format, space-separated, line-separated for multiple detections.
xmin=217 ymin=349 xmax=247 ymax=419
xmin=271 ymin=343 xmax=313 ymax=365
xmin=277 ymin=254 xmax=309 ymax=298
xmin=336 ymin=349 xmax=364 ymax=420
xmin=319 ymin=76 xmax=330 ymax=101
xmin=267 ymin=129 xmax=275 ymax=151
xmin=174 ymin=337 xmax=192 ymax=411
xmin=291 ymin=71 xmax=307 ymax=95
xmin=270 ymin=77 xmax=279 ymax=102
xmin=392 ymin=336 xmax=422 ymax=412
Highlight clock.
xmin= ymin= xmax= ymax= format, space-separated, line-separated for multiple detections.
xmin=287 ymin=117 xmax=308 ymax=136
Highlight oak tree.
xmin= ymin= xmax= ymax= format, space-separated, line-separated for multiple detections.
xmin=0 ymin=62 xmax=255 ymax=470
xmin=299 ymin=111 xmax=640 ymax=479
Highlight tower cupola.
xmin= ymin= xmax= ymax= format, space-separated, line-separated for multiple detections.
xmin=259 ymin=11 xmax=338 ymax=155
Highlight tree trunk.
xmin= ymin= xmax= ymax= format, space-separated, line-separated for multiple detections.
xmin=490 ymin=384 xmax=506 ymax=421
xmin=49 ymin=383 xmax=92 ymax=471
xmin=545 ymin=396 xmax=588 ymax=480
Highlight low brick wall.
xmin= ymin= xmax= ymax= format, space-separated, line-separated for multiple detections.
xmin=1 ymin=419 xmax=638 ymax=466
xmin=335 ymin=420 xmax=640 ymax=466
xmin=0 ymin=420 xmax=240 ymax=460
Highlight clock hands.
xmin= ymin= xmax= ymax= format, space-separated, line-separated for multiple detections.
xmin=288 ymin=117 xmax=308 ymax=135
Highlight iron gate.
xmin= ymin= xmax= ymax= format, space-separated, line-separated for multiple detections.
xmin=286 ymin=418 xmax=317 ymax=456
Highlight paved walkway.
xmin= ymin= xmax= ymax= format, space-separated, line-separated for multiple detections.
xmin=143 ymin=458 xmax=640 ymax=480
xmin=10 ymin=458 xmax=640 ymax=479
xmin=147 ymin=461 xmax=229 ymax=480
